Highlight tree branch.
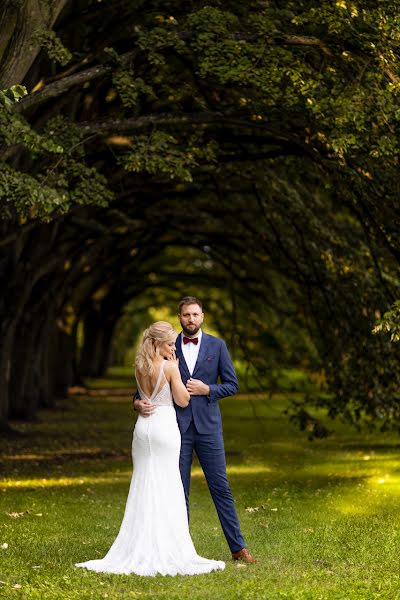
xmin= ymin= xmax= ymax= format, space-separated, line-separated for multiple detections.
xmin=16 ymin=50 xmax=137 ymax=112
xmin=77 ymin=111 xmax=302 ymax=144
xmin=276 ymin=34 xmax=332 ymax=55
xmin=76 ymin=111 xmax=317 ymax=160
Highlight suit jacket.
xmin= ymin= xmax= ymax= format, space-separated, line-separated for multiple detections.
xmin=174 ymin=332 xmax=239 ymax=434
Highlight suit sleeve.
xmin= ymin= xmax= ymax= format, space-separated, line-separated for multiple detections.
xmin=132 ymin=389 xmax=140 ymax=410
xmin=208 ymin=340 xmax=239 ymax=402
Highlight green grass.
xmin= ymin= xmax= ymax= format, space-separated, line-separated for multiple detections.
xmin=1 ymin=372 xmax=400 ymax=599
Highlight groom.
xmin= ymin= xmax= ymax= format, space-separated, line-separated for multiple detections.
xmin=134 ymin=296 xmax=256 ymax=563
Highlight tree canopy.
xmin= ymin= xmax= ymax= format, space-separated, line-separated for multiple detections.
xmin=1 ymin=0 xmax=400 ymax=433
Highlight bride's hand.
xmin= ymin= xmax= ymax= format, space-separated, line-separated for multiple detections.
xmin=167 ymin=349 xmax=179 ymax=367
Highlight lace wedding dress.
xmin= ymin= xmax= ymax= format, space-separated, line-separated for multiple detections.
xmin=75 ymin=361 xmax=225 ymax=576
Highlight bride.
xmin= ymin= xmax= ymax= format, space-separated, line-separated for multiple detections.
xmin=75 ymin=321 xmax=225 ymax=576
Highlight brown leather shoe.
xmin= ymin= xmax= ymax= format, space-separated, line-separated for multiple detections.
xmin=231 ymin=548 xmax=257 ymax=563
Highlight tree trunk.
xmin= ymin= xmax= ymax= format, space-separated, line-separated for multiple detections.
xmin=79 ymin=307 xmax=119 ymax=377
xmin=8 ymin=300 xmax=58 ymax=419
xmin=0 ymin=222 xmax=65 ymax=427
xmin=97 ymin=318 xmax=118 ymax=376
xmin=0 ymin=319 xmax=17 ymax=431
xmin=9 ymin=314 xmax=41 ymax=419
xmin=52 ymin=326 xmax=79 ymax=397
xmin=0 ymin=0 xmax=69 ymax=88
xmin=38 ymin=309 xmax=58 ymax=409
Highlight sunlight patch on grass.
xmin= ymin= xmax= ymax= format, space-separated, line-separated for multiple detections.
xmin=368 ymin=473 xmax=400 ymax=492
xmin=1 ymin=453 xmax=45 ymax=461
xmin=1 ymin=472 xmax=131 ymax=489
xmin=333 ymin=498 xmax=374 ymax=515
xmin=1 ymin=464 xmax=272 ymax=489
xmin=297 ymin=453 xmax=400 ymax=482
xmin=327 ymin=472 xmax=400 ymax=517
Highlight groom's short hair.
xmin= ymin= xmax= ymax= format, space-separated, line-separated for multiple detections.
xmin=178 ymin=296 xmax=203 ymax=313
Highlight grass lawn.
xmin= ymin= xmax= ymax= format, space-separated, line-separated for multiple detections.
xmin=1 ymin=369 xmax=400 ymax=599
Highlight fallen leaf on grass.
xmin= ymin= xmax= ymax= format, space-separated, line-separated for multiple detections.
xmin=6 ymin=511 xmax=28 ymax=519
xmin=1 ymin=543 xmax=8 ymax=550
xmin=270 ymin=508 xmax=278 ymax=511
xmin=13 ymin=584 xmax=22 ymax=589
xmin=236 ymin=563 xmax=247 ymax=568
xmin=245 ymin=505 xmax=265 ymax=513
xmin=35 ymin=513 xmax=43 ymax=517
xmin=31 ymin=566 xmax=41 ymax=569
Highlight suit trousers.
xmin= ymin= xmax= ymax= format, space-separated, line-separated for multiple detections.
xmin=179 ymin=420 xmax=246 ymax=553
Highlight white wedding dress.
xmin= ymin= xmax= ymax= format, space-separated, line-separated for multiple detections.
xmin=75 ymin=361 xmax=225 ymax=576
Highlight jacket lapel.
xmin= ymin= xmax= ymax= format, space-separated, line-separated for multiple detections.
xmin=176 ymin=333 xmax=191 ymax=381
xmin=192 ymin=332 xmax=210 ymax=378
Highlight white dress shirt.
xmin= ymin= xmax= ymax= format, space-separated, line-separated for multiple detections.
xmin=181 ymin=329 xmax=202 ymax=375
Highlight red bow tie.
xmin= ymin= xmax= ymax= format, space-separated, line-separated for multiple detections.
xmin=183 ymin=336 xmax=198 ymax=345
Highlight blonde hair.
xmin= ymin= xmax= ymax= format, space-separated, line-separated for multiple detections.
xmin=135 ymin=321 xmax=177 ymax=376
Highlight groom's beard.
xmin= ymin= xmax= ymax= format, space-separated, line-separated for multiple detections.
xmin=182 ymin=325 xmax=200 ymax=337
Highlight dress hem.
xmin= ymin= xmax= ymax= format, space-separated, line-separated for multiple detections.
xmin=75 ymin=561 xmax=225 ymax=577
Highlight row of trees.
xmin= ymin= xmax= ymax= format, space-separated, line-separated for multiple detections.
xmin=1 ymin=0 xmax=400 ymax=432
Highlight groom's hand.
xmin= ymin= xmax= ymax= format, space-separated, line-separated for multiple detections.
xmin=186 ymin=378 xmax=210 ymax=396
xmin=133 ymin=398 xmax=156 ymax=417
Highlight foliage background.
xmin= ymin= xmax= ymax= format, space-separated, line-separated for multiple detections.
xmin=1 ymin=0 xmax=400 ymax=433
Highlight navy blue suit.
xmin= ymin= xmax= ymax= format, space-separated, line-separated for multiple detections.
xmin=175 ymin=332 xmax=245 ymax=553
